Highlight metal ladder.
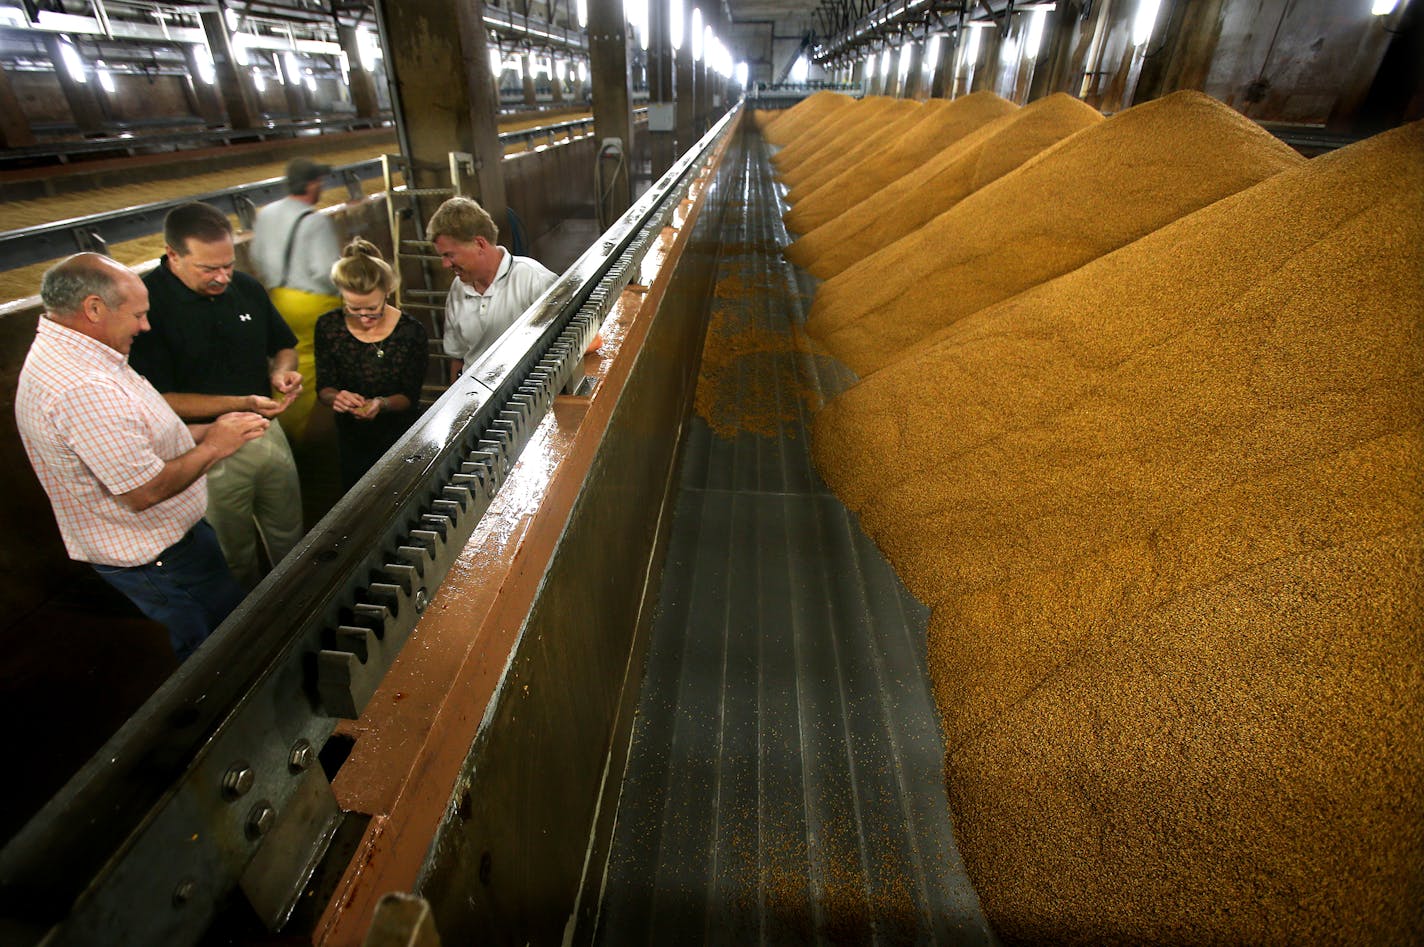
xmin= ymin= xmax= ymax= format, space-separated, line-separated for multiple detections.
xmin=380 ymin=151 xmax=480 ymax=393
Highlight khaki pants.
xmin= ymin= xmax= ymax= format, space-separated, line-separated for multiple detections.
xmin=205 ymin=420 xmax=303 ymax=589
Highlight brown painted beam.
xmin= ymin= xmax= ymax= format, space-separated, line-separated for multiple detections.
xmin=200 ymin=10 xmax=259 ymax=130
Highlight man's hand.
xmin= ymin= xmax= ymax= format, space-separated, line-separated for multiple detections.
xmin=271 ymin=370 xmax=304 ymax=396
xmin=331 ymin=390 xmax=367 ymax=414
xmin=246 ymin=393 xmax=294 ymax=418
xmin=202 ymin=412 xmax=269 ymax=459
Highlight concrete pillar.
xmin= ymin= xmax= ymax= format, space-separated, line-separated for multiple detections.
xmin=181 ymin=42 xmax=228 ymax=126
xmin=338 ymin=24 xmax=382 ymax=119
xmin=520 ymin=54 xmax=538 ymax=107
xmin=374 ymin=0 xmax=506 ymax=231
xmin=589 ymin=0 xmax=634 ymax=216
xmin=551 ymin=60 xmax=566 ymax=104
xmin=0 ymin=61 xmax=36 ymax=147
xmin=1131 ymin=0 xmax=1226 ymax=105
xmin=675 ymin=44 xmax=695 ymax=154
xmin=200 ymin=11 xmax=258 ymax=129
xmin=694 ymin=53 xmax=708 ymax=136
xmin=648 ymin=0 xmax=676 ymax=176
xmin=42 ymin=34 xmax=106 ymax=135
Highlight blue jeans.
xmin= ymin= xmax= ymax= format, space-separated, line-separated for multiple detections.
xmin=91 ymin=520 xmax=247 ymax=661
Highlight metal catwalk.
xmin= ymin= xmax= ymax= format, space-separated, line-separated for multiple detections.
xmin=592 ymin=127 xmax=997 ymax=945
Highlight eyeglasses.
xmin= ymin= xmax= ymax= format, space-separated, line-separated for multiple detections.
xmin=343 ymin=295 xmax=387 ymax=317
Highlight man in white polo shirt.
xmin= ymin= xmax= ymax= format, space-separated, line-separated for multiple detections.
xmin=426 ymin=197 xmax=557 ymax=382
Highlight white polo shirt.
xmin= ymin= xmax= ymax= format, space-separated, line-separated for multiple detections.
xmin=442 ymin=248 xmax=557 ymax=366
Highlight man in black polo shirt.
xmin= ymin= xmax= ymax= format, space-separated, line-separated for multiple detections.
xmin=130 ymin=202 xmax=304 ymax=589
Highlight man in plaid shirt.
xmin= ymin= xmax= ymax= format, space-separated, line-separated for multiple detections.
xmin=16 ymin=253 xmax=269 ymax=660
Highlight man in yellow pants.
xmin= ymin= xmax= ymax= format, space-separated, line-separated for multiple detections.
xmin=251 ymin=158 xmax=342 ymax=443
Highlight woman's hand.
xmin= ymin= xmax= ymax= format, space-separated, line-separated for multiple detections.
xmin=332 ymin=390 xmax=367 ymax=414
xmin=353 ymin=396 xmax=385 ymax=420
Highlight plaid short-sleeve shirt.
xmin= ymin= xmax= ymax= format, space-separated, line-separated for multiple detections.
xmin=15 ymin=317 xmax=206 ymax=567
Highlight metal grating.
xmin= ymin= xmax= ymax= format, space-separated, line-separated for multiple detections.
xmin=592 ymin=127 xmax=997 ymax=945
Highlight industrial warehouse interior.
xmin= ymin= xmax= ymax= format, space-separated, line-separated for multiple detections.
xmin=0 ymin=0 xmax=1420 ymax=944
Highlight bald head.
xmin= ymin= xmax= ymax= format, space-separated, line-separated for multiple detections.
xmin=40 ymin=253 xmax=150 ymax=355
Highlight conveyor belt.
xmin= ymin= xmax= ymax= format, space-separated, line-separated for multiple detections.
xmin=592 ymin=128 xmax=997 ymax=944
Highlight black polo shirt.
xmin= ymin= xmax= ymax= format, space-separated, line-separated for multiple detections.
xmin=131 ymin=257 xmax=298 ymax=399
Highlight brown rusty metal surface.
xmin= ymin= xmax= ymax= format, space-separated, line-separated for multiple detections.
xmin=314 ymin=123 xmax=736 ymax=946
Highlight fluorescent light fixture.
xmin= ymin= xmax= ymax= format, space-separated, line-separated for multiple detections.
xmin=577 ymin=0 xmax=588 ymax=29
xmin=1372 ymin=0 xmax=1399 ymax=12
xmin=224 ymin=8 xmax=239 ymax=31
xmin=926 ymin=33 xmax=942 ymax=66
xmin=272 ymin=53 xmax=285 ymax=84
xmin=1132 ymin=0 xmax=1162 ymax=46
xmin=253 ymin=68 xmax=266 ymax=92
xmin=703 ymin=25 xmax=713 ymax=67
xmin=670 ymin=0 xmax=683 ymax=49
xmin=735 ymin=60 xmax=747 ymax=85
xmin=1000 ymin=34 xmax=1019 ymax=63
xmin=790 ymin=54 xmax=808 ymax=82
xmin=1025 ymin=8 xmax=1046 ymax=59
xmin=865 ymin=51 xmax=876 ymax=75
xmin=898 ymin=42 xmax=914 ymax=78
xmin=489 ymin=48 xmax=503 ymax=75
xmin=284 ymin=51 xmax=302 ymax=84
xmin=357 ymin=26 xmax=380 ymax=71
xmin=96 ymin=62 xmax=115 ymax=93
xmin=232 ymin=33 xmax=251 ymax=65
xmin=304 ymin=72 xmax=316 ymax=92
xmin=578 ymin=60 xmax=587 ymax=81
xmin=690 ymin=8 xmax=703 ymax=61
xmin=880 ymin=47 xmax=891 ymax=76
xmin=59 ymin=37 xmax=87 ymax=83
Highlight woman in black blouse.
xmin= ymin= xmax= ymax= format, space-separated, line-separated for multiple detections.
xmin=316 ymin=238 xmax=429 ymax=489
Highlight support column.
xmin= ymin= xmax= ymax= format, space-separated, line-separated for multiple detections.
xmin=929 ymin=34 xmax=951 ymax=98
xmin=675 ymin=41 xmax=695 ymax=154
xmin=42 ymin=34 xmax=106 ymax=135
xmin=200 ymin=11 xmax=259 ymax=129
xmin=970 ymin=25 xmax=1003 ymax=94
xmin=903 ymin=41 xmax=925 ymax=99
xmin=1029 ymin=0 xmax=1081 ymax=101
xmin=338 ymin=24 xmax=382 ymax=119
xmin=551 ymin=60 xmax=566 ymax=104
xmin=694 ymin=52 xmax=708 ymax=136
xmin=867 ymin=54 xmax=883 ymax=95
xmin=375 ymin=0 xmax=506 ymax=232
xmin=0 ymin=61 xmax=36 ymax=147
xmin=1131 ymin=0 xmax=1226 ymax=105
xmin=521 ymin=54 xmax=538 ymax=107
xmin=589 ymin=0 xmax=634 ymax=216
xmin=648 ymin=0 xmax=676 ymax=176
xmin=181 ymin=42 xmax=228 ymax=127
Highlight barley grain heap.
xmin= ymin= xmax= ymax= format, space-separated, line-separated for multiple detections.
xmin=786 ymin=94 xmax=1103 ymax=279
xmin=811 ymin=120 xmax=1424 ymax=945
xmin=772 ymin=98 xmax=918 ymax=184
xmin=769 ymin=96 xmax=889 ymax=171
xmin=804 ymin=91 xmax=1303 ymax=377
xmin=759 ymin=90 xmax=854 ymax=144
xmin=782 ymin=98 xmax=951 ymax=205
xmin=782 ymin=93 xmax=1018 ymax=234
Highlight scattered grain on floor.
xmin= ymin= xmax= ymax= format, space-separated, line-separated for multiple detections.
xmin=810 ymin=119 xmax=1424 ymax=945
xmin=787 ymin=94 xmax=1103 ymax=279
xmin=804 ymin=91 xmax=1304 ymax=378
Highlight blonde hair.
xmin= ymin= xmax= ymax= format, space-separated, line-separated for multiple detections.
xmin=330 ymin=237 xmax=398 ymax=296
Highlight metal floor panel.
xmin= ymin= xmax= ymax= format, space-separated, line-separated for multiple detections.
xmin=592 ymin=127 xmax=996 ymax=946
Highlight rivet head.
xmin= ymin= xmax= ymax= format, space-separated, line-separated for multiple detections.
xmin=222 ymin=764 xmax=254 ymax=800
xmin=246 ymin=802 xmax=275 ymax=839
xmin=414 ymin=588 xmax=430 ymax=613
xmin=288 ymin=739 xmax=314 ymax=773
xmin=172 ymin=879 xmax=197 ymax=907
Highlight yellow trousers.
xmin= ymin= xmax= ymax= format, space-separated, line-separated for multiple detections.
xmin=269 ymin=286 xmax=340 ymax=443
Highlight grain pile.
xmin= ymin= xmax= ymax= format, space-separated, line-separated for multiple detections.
xmin=786 ymin=94 xmax=1104 ymax=279
xmin=760 ymin=91 xmax=854 ymax=145
xmin=782 ymin=98 xmax=949 ymax=206
xmin=772 ymin=98 xmax=917 ymax=185
xmin=783 ymin=92 xmax=1016 ymax=232
xmin=811 ymin=120 xmax=1424 ymax=944
xmin=769 ymin=97 xmax=887 ymax=172
xmin=804 ymin=91 xmax=1304 ymax=377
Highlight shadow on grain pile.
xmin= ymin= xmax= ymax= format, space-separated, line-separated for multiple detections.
xmin=786 ymin=93 xmax=1104 ymax=280
xmin=757 ymin=90 xmax=855 ymax=143
xmin=803 ymin=90 xmax=1305 ymax=378
xmin=810 ymin=119 xmax=1424 ymax=944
